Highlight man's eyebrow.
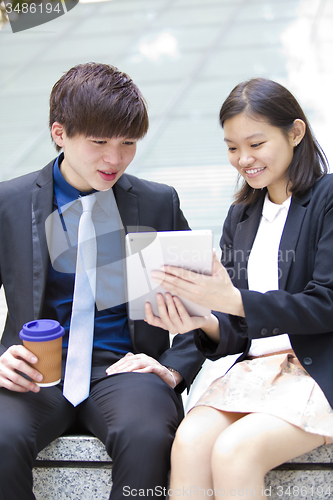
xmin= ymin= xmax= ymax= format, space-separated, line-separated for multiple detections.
xmin=224 ymin=133 xmax=266 ymax=143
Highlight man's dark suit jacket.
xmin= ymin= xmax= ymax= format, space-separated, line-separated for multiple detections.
xmin=0 ymin=159 xmax=204 ymax=394
xmin=195 ymin=174 xmax=333 ymax=408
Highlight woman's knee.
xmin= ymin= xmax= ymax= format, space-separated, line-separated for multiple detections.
xmin=211 ymin=421 xmax=270 ymax=478
xmin=173 ymin=414 xmax=203 ymax=451
xmin=172 ymin=406 xmax=227 ymax=461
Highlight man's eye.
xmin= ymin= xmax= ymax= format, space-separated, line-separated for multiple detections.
xmin=123 ymin=141 xmax=135 ymax=146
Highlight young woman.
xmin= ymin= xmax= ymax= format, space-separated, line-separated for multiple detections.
xmin=145 ymin=78 xmax=333 ymax=498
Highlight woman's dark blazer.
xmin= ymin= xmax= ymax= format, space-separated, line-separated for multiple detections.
xmin=195 ymin=174 xmax=333 ymax=408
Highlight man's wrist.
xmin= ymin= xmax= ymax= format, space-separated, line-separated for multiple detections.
xmin=164 ymin=366 xmax=182 ymax=388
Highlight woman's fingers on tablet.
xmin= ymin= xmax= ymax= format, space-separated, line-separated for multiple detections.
xmin=163 ymin=294 xmax=185 ymax=329
xmin=166 ymin=294 xmax=187 ymax=321
xmin=161 ymin=266 xmax=200 ymax=284
xmin=144 ymin=294 xmax=187 ymax=334
xmin=145 ymin=293 xmax=208 ymax=335
xmin=151 ymin=269 xmax=197 ymax=299
xmin=144 ymin=302 xmax=164 ymax=327
xmin=160 ymin=294 xmax=202 ymax=334
xmin=156 ymin=294 xmax=182 ymax=334
xmin=144 ymin=296 xmax=178 ymax=334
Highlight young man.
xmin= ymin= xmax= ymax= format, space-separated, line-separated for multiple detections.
xmin=0 ymin=62 xmax=204 ymax=500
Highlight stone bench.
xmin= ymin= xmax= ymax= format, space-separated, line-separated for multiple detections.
xmin=265 ymin=444 xmax=333 ymax=499
xmin=33 ymin=435 xmax=112 ymax=500
xmin=33 ymin=435 xmax=333 ymax=499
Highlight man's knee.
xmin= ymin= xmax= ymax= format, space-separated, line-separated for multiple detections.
xmin=0 ymin=426 xmax=35 ymax=474
xmin=111 ymin=406 xmax=176 ymax=455
xmin=107 ymin=373 xmax=181 ymax=424
xmin=101 ymin=374 xmax=181 ymax=458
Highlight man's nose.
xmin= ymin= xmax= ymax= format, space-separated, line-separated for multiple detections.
xmin=103 ymin=147 xmax=121 ymax=165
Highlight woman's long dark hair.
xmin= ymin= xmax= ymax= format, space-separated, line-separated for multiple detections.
xmin=219 ymin=78 xmax=329 ymax=205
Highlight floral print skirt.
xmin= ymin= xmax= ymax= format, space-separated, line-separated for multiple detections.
xmin=193 ymin=352 xmax=333 ymax=444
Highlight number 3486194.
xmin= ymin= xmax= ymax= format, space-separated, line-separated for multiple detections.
xmin=276 ymin=485 xmax=331 ymax=497
xmin=5 ymin=2 xmax=62 ymax=15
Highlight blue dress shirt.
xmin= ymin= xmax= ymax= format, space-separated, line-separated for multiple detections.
xmin=42 ymin=155 xmax=133 ymax=355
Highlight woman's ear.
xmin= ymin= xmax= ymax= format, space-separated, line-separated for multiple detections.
xmin=51 ymin=122 xmax=66 ymax=149
xmin=290 ymin=119 xmax=306 ymax=148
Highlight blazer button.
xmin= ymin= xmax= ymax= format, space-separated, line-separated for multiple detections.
xmin=260 ymin=328 xmax=268 ymax=336
xmin=272 ymin=328 xmax=280 ymax=335
xmin=303 ymin=357 xmax=313 ymax=366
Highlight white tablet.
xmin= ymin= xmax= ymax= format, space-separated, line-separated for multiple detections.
xmin=125 ymin=230 xmax=213 ymax=320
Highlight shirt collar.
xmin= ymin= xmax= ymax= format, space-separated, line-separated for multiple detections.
xmin=262 ymin=193 xmax=291 ymax=223
xmin=53 ymin=154 xmax=113 ymax=216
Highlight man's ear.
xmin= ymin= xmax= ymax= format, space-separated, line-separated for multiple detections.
xmin=290 ymin=119 xmax=306 ymax=147
xmin=51 ymin=122 xmax=66 ymax=149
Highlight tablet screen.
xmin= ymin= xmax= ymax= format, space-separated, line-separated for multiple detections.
xmin=125 ymin=230 xmax=213 ymax=320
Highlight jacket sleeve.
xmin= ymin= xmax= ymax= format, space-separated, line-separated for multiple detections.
xmin=194 ymin=313 xmax=250 ymax=362
xmin=157 ymin=186 xmax=205 ymax=393
xmin=0 ymin=283 xmax=6 ymax=354
xmin=158 ymin=332 xmax=205 ymax=393
xmin=0 ymin=226 xmax=7 ymax=355
xmin=171 ymin=187 xmax=190 ymax=230
xmin=193 ymin=204 xmax=250 ymax=360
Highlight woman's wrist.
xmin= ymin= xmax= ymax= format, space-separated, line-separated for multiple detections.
xmin=201 ymin=314 xmax=221 ymax=343
xmin=228 ymin=287 xmax=245 ymax=317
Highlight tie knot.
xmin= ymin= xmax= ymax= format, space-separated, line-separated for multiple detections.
xmin=80 ymin=194 xmax=96 ymax=213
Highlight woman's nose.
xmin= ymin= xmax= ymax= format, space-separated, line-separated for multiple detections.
xmin=238 ymin=153 xmax=254 ymax=168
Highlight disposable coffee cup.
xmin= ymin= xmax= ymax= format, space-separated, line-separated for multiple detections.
xmin=19 ymin=319 xmax=65 ymax=387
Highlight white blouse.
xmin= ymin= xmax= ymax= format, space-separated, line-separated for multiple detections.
xmin=247 ymin=193 xmax=292 ymax=357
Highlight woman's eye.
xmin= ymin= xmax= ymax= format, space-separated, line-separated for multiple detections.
xmin=228 ymin=147 xmax=236 ymax=152
xmin=251 ymin=142 xmax=264 ymax=148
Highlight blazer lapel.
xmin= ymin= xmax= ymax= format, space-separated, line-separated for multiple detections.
xmin=31 ymin=162 xmax=54 ymax=318
xmin=278 ymin=188 xmax=312 ymax=290
xmin=233 ymin=192 xmax=265 ymax=289
xmin=113 ymin=174 xmax=140 ymax=348
xmin=113 ymin=174 xmax=139 ymax=233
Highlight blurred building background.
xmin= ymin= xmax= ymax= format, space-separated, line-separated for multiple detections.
xmin=0 ymin=0 xmax=332 ymax=406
